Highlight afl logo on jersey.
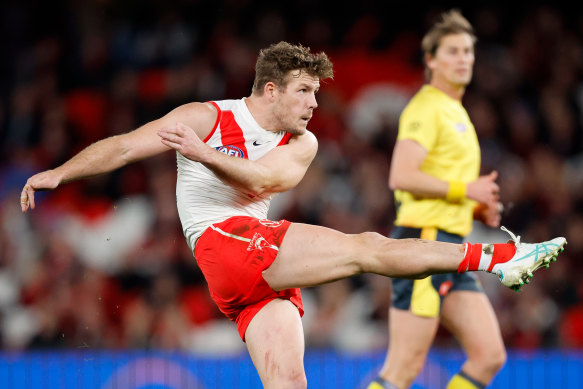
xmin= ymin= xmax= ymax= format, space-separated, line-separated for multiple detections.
xmin=216 ymin=145 xmax=245 ymax=158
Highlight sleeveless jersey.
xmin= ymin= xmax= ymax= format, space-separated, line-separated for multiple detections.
xmin=176 ymin=98 xmax=292 ymax=250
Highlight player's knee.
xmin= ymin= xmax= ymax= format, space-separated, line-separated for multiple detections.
xmin=469 ymin=344 xmax=506 ymax=377
xmin=393 ymin=348 xmax=427 ymax=384
xmin=275 ymin=371 xmax=307 ymax=389
xmin=292 ymin=373 xmax=308 ymax=389
xmin=408 ymin=353 xmax=427 ymax=378
xmin=352 ymin=231 xmax=386 ymax=272
xmin=486 ymin=346 xmax=506 ymax=374
xmin=397 ymin=360 xmax=425 ymax=385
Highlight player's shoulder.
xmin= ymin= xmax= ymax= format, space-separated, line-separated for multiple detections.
xmin=402 ymin=87 xmax=440 ymax=118
xmin=170 ymin=101 xmax=218 ymax=119
xmin=163 ymin=102 xmax=219 ymax=139
xmin=409 ymin=86 xmax=442 ymax=107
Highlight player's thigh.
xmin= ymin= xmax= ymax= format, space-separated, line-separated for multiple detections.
xmin=263 ymin=222 xmax=365 ymax=290
xmin=245 ymin=299 xmax=306 ymax=384
xmin=440 ymin=291 xmax=505 ymax=357
xmin=388 ymin=307 xmax=439 ymax=364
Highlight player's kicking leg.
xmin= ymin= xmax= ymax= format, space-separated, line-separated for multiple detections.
xmin=263 ymin=223 xmax=567 ymax=292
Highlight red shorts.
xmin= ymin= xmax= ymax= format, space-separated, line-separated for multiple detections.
xmin=194 ymin=216 xmax=303 ymax=341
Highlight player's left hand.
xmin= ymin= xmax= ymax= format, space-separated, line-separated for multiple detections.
xmin=474 ymin=201 xmax=502 ymax=228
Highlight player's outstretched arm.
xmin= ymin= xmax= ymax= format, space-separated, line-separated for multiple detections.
xmin=159 ymin=122 xmax=318 ymax=196
xmin=20 ymin=102 xmax=217 ymax=213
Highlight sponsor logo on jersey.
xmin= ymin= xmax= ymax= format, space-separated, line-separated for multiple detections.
xmin=408 ymin=121 xmax=421 ymax=132
xmin=455 ymin=123 xmax=468 ymax=133
xmin=253 ymin=139 xmax=269 ymax=146
xmin=215 ymin=145 xmax=245 ymax=158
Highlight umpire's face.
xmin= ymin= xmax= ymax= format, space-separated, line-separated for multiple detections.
xmin=428 ymin=33 xmax=475 ymax=88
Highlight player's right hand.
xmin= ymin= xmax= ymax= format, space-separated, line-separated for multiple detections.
xmin=158 ymin=122 xmax=213 ymax=163
xmin=20 ymin=170 xmax=61 ymax=213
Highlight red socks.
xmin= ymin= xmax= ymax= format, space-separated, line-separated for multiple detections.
xmin=458 ymin=242 xmax=517 ymax=273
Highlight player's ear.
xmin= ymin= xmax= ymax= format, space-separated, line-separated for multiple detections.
xmin=425 ymin=52 xmax=436 ymax=71
xmin=265 ymin=82 xmax=277 ymax=101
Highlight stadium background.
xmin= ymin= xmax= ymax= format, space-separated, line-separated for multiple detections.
xmin=1 ymin=1 xmax=582 ymax=388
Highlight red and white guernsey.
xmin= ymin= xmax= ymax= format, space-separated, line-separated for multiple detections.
xmin=176 ymin=98 xmax=292 ymax=250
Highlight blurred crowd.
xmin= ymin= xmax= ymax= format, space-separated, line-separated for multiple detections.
xmin=1 ymin=1 xmax=582 ymax=354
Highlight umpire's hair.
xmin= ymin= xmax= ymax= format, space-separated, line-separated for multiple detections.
xmin=421 ymin=9 xmax=477 ymax=81
xmin=252 ymin=41 xmax=334 ymax=95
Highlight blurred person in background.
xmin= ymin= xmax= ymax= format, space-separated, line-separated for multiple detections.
xmin=369 ymin=10 xmax=507 ymax=389
xmin=19 ymin=40 xmax=566 ymax=389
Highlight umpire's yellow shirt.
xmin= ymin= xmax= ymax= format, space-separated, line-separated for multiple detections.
xmin=394 ymin=85 xmax=480 ymax=237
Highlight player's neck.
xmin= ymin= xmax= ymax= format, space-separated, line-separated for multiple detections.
xmin=244 ymin=95 xmax=280 ymax=133
xmin=430 ymin=80 xmax=466 ymax=101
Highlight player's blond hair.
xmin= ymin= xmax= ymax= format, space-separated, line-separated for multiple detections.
xmin=421 ymin=9 xmax=477 ymax=81
xmin=252 ymin=41 xmax=334 ymax=95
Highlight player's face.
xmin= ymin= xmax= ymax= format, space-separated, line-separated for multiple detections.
xmin=429 ymin=33 xmax=475 ymax=87
xmin=272 ymin=70 xmax=320 ymax=135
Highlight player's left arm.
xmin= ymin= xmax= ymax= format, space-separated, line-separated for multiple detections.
xmin=160 ymin=122 xmax=318 ymax=196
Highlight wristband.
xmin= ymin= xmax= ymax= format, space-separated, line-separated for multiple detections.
xmin=446 ymin=181 xmax=466 ymax=202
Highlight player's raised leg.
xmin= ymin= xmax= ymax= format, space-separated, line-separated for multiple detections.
xmin=263 ymin=223 xmax=465 ymax=291
xmin=263 ymin=223 xmax=567 ymax=292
